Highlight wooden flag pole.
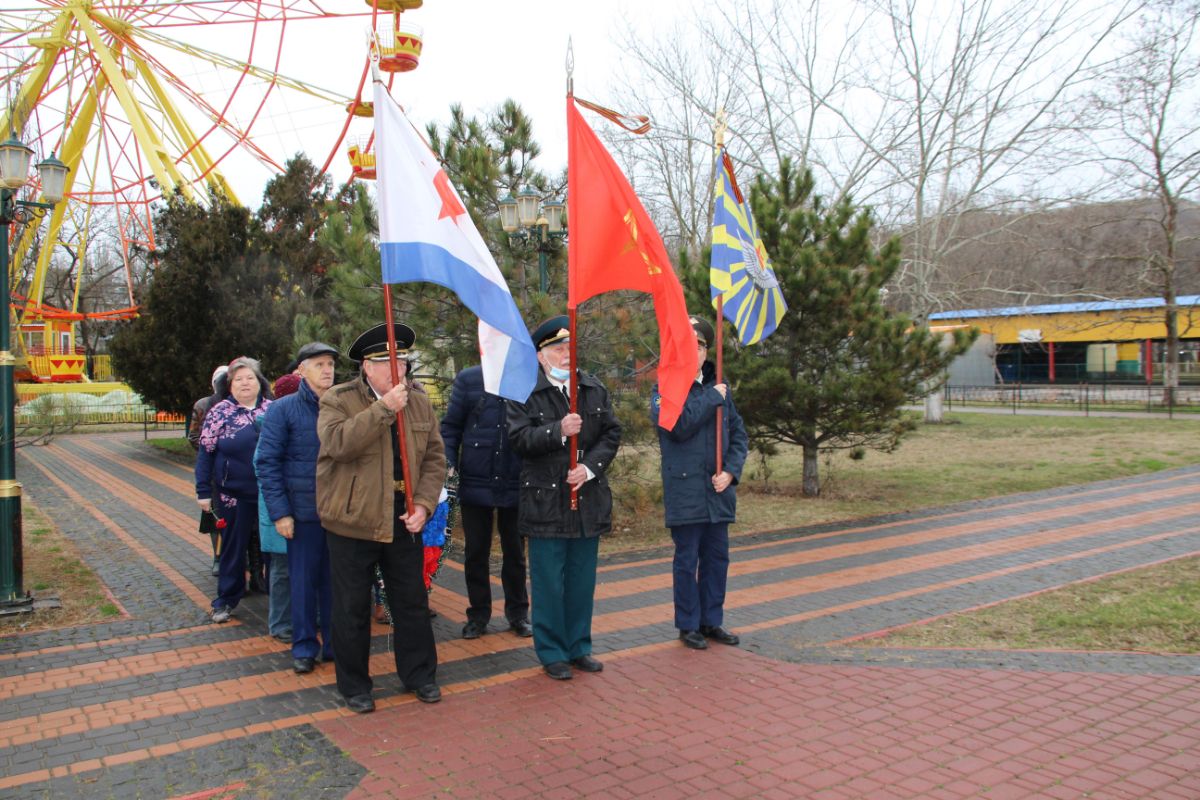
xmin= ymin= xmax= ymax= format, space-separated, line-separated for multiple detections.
xmin=568 ymin=306 xmax=579 ymax=511
xmin=382 ymin=285 xmax=416 ymax=518
xmin=713 ymin=114 xmax=728 ymax=479
xmin=715 ymin=295 xmax=724 ymax=476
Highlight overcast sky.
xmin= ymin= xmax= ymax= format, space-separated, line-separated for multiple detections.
xmin=185 ymin=0 xmax=696 ymax=205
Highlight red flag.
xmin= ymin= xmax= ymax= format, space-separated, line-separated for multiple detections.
xmin=566 ymin=98 xmax=696 ymax=430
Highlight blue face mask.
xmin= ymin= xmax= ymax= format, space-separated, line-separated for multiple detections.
xmin=548 ymin=365 xmax=570 ymax=382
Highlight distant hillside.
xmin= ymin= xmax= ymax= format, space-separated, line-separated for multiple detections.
xmin=890 ymin=198 xmax=1200 ymax=314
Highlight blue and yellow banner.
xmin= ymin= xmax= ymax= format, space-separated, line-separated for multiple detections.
xmin=710 ymin=148 xmax=786 ymax=345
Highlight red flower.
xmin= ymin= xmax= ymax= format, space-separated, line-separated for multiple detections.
xmin=215 ymin=517 xmax=227 ymax=530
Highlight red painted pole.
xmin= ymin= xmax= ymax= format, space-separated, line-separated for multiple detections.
xmin=1048 ymin=341 xmax=1056 ymax=383
xmin=715 ymin=296 xmax=724 ymax=475
xmin=1146 ymin=338 xmax=1154 ymax=384
xmin=381 ymin=285 xmax=415 ymax=518
xmin=568 ymin=307 xmax=579 ymax=511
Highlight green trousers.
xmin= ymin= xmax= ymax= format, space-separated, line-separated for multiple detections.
xmin=527 ymin=536 xmax=599 ymax=665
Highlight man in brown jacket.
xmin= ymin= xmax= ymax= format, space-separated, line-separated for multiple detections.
xmin=316 ymin=322 xmax=446 ymax=713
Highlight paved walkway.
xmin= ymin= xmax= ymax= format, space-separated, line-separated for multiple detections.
xmin=1 ymin=431 xmax=1198 ymax=799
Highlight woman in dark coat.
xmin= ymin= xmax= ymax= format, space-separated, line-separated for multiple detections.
xmin=195 ymin=356 xmax=272 ymax=623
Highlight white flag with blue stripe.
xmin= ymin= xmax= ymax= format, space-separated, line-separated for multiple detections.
xmin=374 ymin=80 xmax=537 ymax=402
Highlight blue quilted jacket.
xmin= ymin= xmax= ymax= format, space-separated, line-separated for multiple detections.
xmin=254 ymin=379 xmax=322 ymax=524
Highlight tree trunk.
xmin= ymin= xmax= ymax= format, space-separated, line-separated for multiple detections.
xmin=1163 ymin=196 xmax=1179 ymax=409
xmin=924 ymin=389 xmax=945 ymax=423
xmin=802 ymin=444 xmax=820 ymax=497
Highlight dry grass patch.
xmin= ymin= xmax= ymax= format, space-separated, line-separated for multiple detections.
xmin=0 ymin=502 xmax=121 ymax=636
xmin=864 ymin=556 xmax=1200 ymax=654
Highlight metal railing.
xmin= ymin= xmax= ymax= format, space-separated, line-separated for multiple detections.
xmin=944 ymin=383 xmax=1200 ymax=415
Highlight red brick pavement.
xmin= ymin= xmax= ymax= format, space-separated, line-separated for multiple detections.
xmin=1 ymin=433 xmax=1198 ymax=799
xmin=320 ymin=643 xmax=1200 ymax=800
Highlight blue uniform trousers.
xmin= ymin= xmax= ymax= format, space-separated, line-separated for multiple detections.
xmin=213 ymin=494 xmax=255 ymax=611
xmin=288 ymin=520 xmax=332 ymax=660
xmin=670 ymin=522 xmax=730 ymax=631
xmin=528 ymin=536 xmax=599 ymax=665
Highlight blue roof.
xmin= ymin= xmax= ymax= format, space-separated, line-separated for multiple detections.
xmin=929 ymin=295 xmax=1200 ymax=320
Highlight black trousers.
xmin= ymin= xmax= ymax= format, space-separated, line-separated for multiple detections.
xmin=461 ymin=503 xmax=528 ymax=625
xmin=326 ymin=502 xmax=437 ymax=698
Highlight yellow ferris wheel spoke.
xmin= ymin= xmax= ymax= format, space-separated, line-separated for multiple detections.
xmin=68 ymin=5 xmax=190 ymax=199
xmin=2 ymin=9 xmax=76 ymax=139
xmin=23 ymin=83 xmax=101 ymax=308
xmin=133 ymin=56 xmax=239 ymax=204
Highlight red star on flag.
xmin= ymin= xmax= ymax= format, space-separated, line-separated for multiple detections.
xmin=434 ymin=170 xmax=467 ymax=222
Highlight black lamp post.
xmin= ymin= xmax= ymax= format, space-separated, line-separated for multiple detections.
xmin=499 ymin=187 xmax=565 ymax=294
xmin=0 ymin=132 xmax=69 ymax=614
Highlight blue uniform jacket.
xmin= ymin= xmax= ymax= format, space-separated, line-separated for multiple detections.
xmin=651 ymin=361 xmax=749 ymax=527
xmin=440 ymin=365 xmax=522 ymax=508
xmin=254 ymin=379 xmax=322 ymax=524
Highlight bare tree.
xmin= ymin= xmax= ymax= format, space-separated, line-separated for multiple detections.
xmin=608 ymin=0 xmax=1143 ymax=420
xmin=1086 ymin=0 xmax=1200 ymax=404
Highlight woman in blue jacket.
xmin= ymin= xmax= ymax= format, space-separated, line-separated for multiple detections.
xmin=196 ymin=356 xmax=273 ymax=623
xmin=651 ymin=317 xmax=748 ymax=650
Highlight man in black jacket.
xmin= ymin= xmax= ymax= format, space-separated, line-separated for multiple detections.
xmin=507 ymin=316 xmax=621 ymax=680
xmin=441 ymin=364 xmax=531 ymax=639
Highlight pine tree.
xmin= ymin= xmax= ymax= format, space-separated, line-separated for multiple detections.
xmin=109 ymin=189 xmax=293 ymax=411
xmin=683 ymin=159 xmax=975 ymax=496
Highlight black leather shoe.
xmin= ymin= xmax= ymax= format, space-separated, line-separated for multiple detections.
xmin=700 ymin=625 xmax=740 ymax=646
xmin=461 ymin=620 xmax=486 ymax=639
xmin=411 ymin=683 xmax=442 ymax=704
xmin=345 ymin=693 xmax=375 ymax=714
xmin=679 ymin=630 xmax=708 ymax=650
xmin=543 ymin=661 xmax=572 ymax=680
xmin=570 ymin=655 xmax=603 ymax=673
xmin=509 ymin=619 xmax=533 ymax=638
xmin=292 ymin=657 xmax=316 ymax=674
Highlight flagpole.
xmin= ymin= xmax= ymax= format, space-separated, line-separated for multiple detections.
xmin=566 ymin=43 xmax=580 ymax=512
xmin=715 ymin=295 xmax=724 ymax=476
xmin=713 ymin=113 xmax=728 ymax=477
xmin=568 ymin=307 xmax=579 ymax=511
xmin=382 ymin=285 xmax=416 ymax=519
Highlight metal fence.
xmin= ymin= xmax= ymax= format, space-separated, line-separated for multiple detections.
xmin=943 ymin=383 xmax=1200 ymax=415
xmin=14 ymin=399 xmax=188 ymax=438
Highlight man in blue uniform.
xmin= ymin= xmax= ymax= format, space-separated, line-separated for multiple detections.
xmin=651 ymin=316 xmax=748 ymax=650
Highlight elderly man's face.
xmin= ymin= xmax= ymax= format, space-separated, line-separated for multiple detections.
xmin=300 ymin=355 xmax=336 ymax=393
xmin=362 ymin=356 xmax=407 ymax=394
xmin=537 ymin=341 xmax=570 ymax=373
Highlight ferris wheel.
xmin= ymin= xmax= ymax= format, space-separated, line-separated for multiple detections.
xmin=0 ymin=0 xmax=418 ymax=342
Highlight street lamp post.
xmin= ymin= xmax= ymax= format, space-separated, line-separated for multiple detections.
xmin=499 ymin=187 xmax=565 ymax=294
xmin=0 ymin=132 xmax=69 ymax=614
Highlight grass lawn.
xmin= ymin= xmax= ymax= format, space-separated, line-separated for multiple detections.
xmin=0 ymin=502 xmax=122 ymax=635
xmin=864 ymin=555 xmax=1200 ymax=654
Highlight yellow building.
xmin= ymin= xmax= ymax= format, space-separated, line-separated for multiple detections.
xmin=930 ymin=296 xmax=1200 ymax=383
